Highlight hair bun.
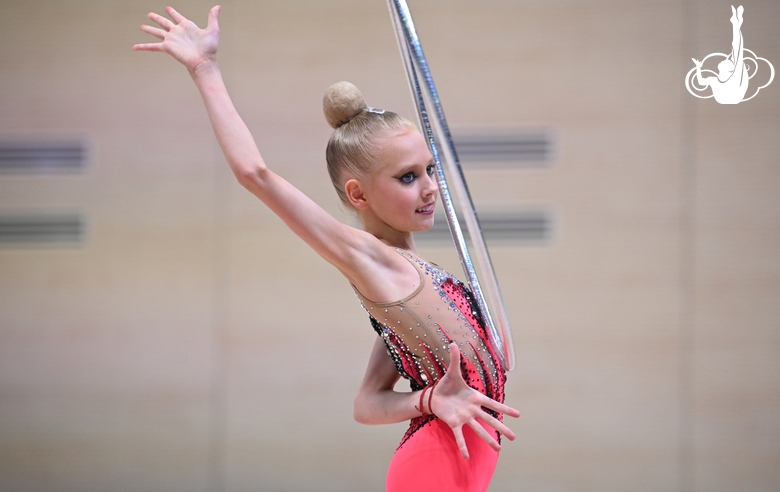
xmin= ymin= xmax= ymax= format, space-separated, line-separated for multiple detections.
xmin=323 ymin=81 xmax=368 ymax=129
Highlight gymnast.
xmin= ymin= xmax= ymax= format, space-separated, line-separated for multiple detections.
xmin=134 ymin=6 xmax=519 ymax=491
xmin=692 ymin=5 xmax=748 ymax=104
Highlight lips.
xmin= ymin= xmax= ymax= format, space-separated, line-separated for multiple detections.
xmin=416 ymin=203 xmax=435 ymax=214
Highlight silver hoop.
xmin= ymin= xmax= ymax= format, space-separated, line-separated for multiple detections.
xmin=386 ymin=0 xmax=516 ymax=371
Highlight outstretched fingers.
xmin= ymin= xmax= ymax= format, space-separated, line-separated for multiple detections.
xmin=447 ymin=342 xmax=521 ymax=422
xmin=133 ymin=10 xmax=173 ymax=52
xmin=147 ymin=11 xmax=175 ymax=30
xmin=133 ymin=6 xmax=221 ymax=70
xmin=165 ymin=6 xmax=188 ymax=24
xmin=467 ymin=419 xmax=502 ymax=452
xmin=434 ymin=342 xmax=522 ymax=459
xmin=139 ymin=24 xmax=167 ymax=40
xmin=474 ymin=405 xmax=515 ymax=441
xmin=132 ymin=42 xmax=164 ymax=52
xmin=207 ymin=5 xmax=221 ymax=30
xmin=482 ymin=395 xmax=521 ymax=420
xmin=451 ymin=426 xmax=471 ymax=460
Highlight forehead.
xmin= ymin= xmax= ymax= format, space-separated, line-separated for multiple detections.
xmin=374 ymin=128 xmax=433 ymax=170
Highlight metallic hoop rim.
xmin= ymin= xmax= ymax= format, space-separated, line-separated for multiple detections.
xmin=386 ymin=0 xmax=516 ymax=371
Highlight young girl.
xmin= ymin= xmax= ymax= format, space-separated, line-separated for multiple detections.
xmin=134 ymin=6 xmax=520 ymax=491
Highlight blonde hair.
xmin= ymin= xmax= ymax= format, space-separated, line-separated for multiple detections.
xmin=323 ymin=81 xmax=416 ymax=208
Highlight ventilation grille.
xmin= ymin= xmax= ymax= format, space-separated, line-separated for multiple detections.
xmin=0 ymin=214 xmax=85 ymax=245
xmin=453 ymin=131 xmax=553 ymax=167
xmin=419 ymin=211 xmax=552 ymax=244
xmin=0 ymin=141 xmax=88 ymax=173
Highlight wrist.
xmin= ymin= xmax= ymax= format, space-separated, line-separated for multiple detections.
xmin=414 ymin=380 xmax=439 ymax=418
xmin=189 ymin=57 xmax=220 ymax=79
xmin=415 ymin=386 xmax=431 ymax=418
xmin=425 ymin=380 xmax=439 ymax=416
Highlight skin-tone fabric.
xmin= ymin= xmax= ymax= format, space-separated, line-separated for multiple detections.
xmin=353 ymin=249 xmax=507 ymax=489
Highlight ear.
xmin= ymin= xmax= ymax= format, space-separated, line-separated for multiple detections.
xmin=344 ymin=178 xmax=369 ymax=210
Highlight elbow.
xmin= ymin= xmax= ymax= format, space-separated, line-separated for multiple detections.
xmin=234 ymin=164 xmax=266 ymax=190
xmin=353 ymin=392 xmax=376 ymax=425
xmin=234 ymin=167 xmax=253 ymax=187
xmin=353 ymin=395 xmax=370 ymax=425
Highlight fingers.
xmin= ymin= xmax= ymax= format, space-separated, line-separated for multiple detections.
xmin=447 ymin=342 xmax=462 ymax=367
xmin=437 ymin=343 xmax=464 ymax=388
xmin=451 ymin=426 xmax=470 ymax=460
xmin=139 ymin=24 xmax=167 ymax=40
xmin=132 ymin=42 xmax=164 ymax=52
xmin=443 ymin=342 xmax=464 ymax=384
xmin=477 ymin=410 xmax=516 ymax=441
xmin=147 ymin=11 xmax=175 ymax=30
xmin=207 ymin=5 xmax=221 ymax=30
xmin=165 ymin=6 xmax=187 ymax=24
xmin=467 ymin=420 xmax=502 ymax=452
xmin=482 ymin=397 xmax=521 ymax=419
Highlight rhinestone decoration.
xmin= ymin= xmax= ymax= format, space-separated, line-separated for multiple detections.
xmin=352 ymin=249 xmax=507 ymax=450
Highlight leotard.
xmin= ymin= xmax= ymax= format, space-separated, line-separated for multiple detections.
xmin=353 ymin=249 xmax=507 ymax=492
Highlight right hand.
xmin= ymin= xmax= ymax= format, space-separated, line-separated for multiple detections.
xmin=133 ymin=5 xmax=221 ymax=74
xmin=429 ymin=343 xmax=521 ymax=460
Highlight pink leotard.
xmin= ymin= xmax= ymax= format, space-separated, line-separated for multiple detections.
xmin=353 ymin=249 xmax=507 ymax=492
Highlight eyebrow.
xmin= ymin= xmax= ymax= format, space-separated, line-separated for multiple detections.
xmin=395 ymin=164 xmax=419 ymax=174
xmin=392 ymin=158 xmax=435 ymax=177
xmin=403 ymin=159 xmax=434 ymax=170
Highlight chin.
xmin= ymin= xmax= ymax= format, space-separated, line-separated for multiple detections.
xmin=414 ymin=217 xmax=435 ymax=232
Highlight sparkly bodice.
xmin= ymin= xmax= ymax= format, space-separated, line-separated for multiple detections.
xmin=353 ymin=249 xmax=506 ymax=447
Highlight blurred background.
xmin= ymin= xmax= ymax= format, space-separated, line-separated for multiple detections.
xmin=1 ymin=0 xmax=778 ymax=491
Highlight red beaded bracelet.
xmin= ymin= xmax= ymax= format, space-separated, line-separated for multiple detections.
xmin=415 ymin=385 xmax=430 ymax=418
xmin=427 ymin=380 xmax=439 ymax=417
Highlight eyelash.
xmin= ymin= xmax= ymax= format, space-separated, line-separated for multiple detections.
xmin=399 ymin=165 xmax=435 ymax=184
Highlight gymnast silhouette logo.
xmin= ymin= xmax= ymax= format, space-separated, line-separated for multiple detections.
xmin=685 ymin=5 xmax=774 ymax=104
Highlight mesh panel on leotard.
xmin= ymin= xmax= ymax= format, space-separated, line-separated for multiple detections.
xmin=353 ymin=249 xmax=506 ymax=448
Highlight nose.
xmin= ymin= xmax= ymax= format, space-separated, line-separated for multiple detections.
xmin=422 ymin=170 xmax=438 ymax=200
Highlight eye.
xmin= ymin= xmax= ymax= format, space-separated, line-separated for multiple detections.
xmin=399 ymin=172 xmax=416 ymax=184
xmin=426 ymin=164 xmax=435 ymax=176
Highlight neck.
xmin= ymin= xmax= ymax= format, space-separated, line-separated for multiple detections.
xmin=359 ymin=213 xmax=417 ymax=252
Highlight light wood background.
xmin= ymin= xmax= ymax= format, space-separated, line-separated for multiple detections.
xmin=0 ymin=0 xmax=778 ymax=490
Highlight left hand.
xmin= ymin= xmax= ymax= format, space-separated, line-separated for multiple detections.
xmin=429 ymin=343 xmax=521 ymax=460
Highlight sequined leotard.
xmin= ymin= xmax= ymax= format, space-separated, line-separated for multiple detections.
xmin=353 ymin=249 xmax=507 ymax=492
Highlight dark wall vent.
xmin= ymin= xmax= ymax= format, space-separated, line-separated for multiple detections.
xmin=0 ymin=141 xmax=88 ymax=173
xmin=419 ymin=210 xmax=553 ymax=244
xmin=0 ymin=214 xmax=85 ymax=245
xmin=453 ymin=131 xmax=553 ymax=167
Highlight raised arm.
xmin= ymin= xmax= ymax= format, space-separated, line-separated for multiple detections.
xmin=354 ymin=338 xmax=520 ymax=460
xmin=133 ymin=6 xmax=378 ymax=279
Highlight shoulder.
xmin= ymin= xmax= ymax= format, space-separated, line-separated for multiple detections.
xmin=344 ymin=242 xmax=421 ymax=304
